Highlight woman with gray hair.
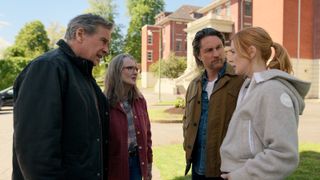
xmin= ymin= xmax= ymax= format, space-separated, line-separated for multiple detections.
xmin=104 ymin=53 xmax=152 ymax=180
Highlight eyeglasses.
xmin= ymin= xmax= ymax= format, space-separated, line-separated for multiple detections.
xmin=122 ymin=66 xmax=139 ymax=72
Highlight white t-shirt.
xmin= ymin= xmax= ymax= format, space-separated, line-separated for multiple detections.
xmin=206 ymin=78 xmax=217 ymax=100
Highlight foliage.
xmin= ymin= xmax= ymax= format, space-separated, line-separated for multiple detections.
xmin=86 ymin=0 xmax=125 ymax=63
xmin=3 ymin=46 xmax=25 ymax=58
xmin=87 ymin=0 xmax=116 ymax=21
xmin=124 ymin=0 xmax=165 ymax=62
xmin=150 ymin=53 xmax=187 ymax=79
xmin=108 ymin=25 xmax=125 ymax=60
xmin=0 ymin=58 xmax=29 ymax=89
xmin=153 ymin=143 xmax=320 ymax=180
xmin=5 ymin=20 xmax=49 ymax=60
xmin=46 ymin=22 xmax=66 ymax=49
xmin=93 ymin=62 xmax=108 ymax=87
xmin=174 ymin=97 xmax=185 ymax=109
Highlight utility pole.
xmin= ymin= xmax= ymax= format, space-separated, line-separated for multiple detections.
xmin=158 ymin=28 xmax=162 ymax=102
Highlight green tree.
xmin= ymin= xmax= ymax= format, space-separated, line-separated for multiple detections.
xmin=0 ymin=58 xmax=29 ymax=89
xmin=6 ymin=20 xmax=50 ymax=59
xmin=3 ymin=45 xmax=25 ymax=58
xmin=47 ymin=22 xmax=66 ymax=49
xmin=124 ymin=0 xmax=164 ymax=62
xmin=86 ymin=0 xmax=125 ymax=63
xmin=150 ymin=53 xmax=187 ymax=79
xmin=86 ymin=0 xmax=125 ymax=84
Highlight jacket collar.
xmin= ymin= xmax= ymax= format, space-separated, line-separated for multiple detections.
xmin=191 ymin=62 xmax=239 ymax=95
xmin=57 ymin=39 xmax=94 ymax=77
xmin=113 ymin=97 xmax=144 ymax=114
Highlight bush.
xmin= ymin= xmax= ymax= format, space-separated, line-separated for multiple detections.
xmin=174 ymin=97 xmax=185 ymax=109
xmin=0 ymin=58 xmax=29 ymax=89
xmin=150 ymin=53 xmax=187 ymax=79
xmin=93 ymin=61 xmax=108 ymax=87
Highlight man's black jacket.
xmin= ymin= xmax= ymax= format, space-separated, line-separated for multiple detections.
xmin=12 ymin=40 xmax=109 ymax=180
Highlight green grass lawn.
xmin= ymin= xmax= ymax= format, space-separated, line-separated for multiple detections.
xmin=148 ymin=108 xmax=183 ymax=123
xmin=153 ymin=143 xmax=320 ymax=180
xmin=287 ymin=144 xmax=320 ymax=180
xmin=152 ymin=100 xmax=178 ymax=106
xmin=153 ymin=144 xmax=191 ymax=180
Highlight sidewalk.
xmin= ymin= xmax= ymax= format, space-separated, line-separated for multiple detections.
xmin=140 ymin=87 xmax=183 ymax=106
xmin=141 ymin=88 xmax=182 ymax=179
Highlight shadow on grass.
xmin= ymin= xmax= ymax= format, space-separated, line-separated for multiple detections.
xmin=152 ymin=120 xmax=182 ymax=123
xmin=172 ymin=175 xmax=191 ymax=180
xmin=287 ymin=150 xmax=320 ymax=179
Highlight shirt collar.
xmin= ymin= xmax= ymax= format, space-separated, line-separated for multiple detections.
xmin=201 ymin=61 xmax=227 ymax=83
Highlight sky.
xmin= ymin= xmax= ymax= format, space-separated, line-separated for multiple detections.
xmin=0 ymin=0 xmax=212 ymax=49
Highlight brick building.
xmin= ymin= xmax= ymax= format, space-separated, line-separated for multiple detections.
xmin=141 ymin=5 xmax=200 ymax=88
xmin=252 ymin=0 xmax=320 ymax=98
xmin=142 ymin=0 xmax=320 ymax=98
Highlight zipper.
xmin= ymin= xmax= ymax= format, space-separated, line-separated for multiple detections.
xmin=248 ymin=120 xmax=255 ymax=155
xmin=89 ymin=79 xmax=104 ymax=179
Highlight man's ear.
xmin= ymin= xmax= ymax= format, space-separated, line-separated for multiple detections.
xmin=248 ymin=45 xmax=256 ymax=59
xmin=75 ymin=28 xmax=85 ymax=42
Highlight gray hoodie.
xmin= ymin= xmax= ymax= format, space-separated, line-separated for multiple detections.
xmin=220 ymin=69 xmax=311 ymax=180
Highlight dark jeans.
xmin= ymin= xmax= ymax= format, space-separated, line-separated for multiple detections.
xmin=192 ymin=169 xmax=224 ymax=180
xmin=129 ymin=155 xmax=142 ymax=180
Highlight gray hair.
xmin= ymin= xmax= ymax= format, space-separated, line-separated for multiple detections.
xmin=65 ymin=13 xmax=113 ymax=41
xmin=104 ymin=53 xmax=142 ymax=107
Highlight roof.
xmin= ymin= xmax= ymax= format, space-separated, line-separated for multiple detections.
xmin=167 ymin=5 xmax=201 ymax=20
xmin=155 ymin=5 xmax=201 ymax=25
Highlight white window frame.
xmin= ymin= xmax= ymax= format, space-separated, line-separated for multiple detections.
xmin=147 ymin=51 xmax=153 ymax=62
xmin=147 ymin=34 xmax=153 ymax=45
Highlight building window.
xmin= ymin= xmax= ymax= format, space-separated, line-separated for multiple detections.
xmin=176 ymin=39 xmax=182 ymax=51
xmin=215 ymin=6 xmax=222 ymax=15
xmin=148 ymin=34 xmax=153 ymax=45
xmin=245 ymin=0 xmax=252 ymax=16
xmin=192 ymin=12 xmax=203 ymax=19
xmin=147 ymin=51 xmax=153 ymax=62
xmin=243 ymin=23 xmax=252 ymax=28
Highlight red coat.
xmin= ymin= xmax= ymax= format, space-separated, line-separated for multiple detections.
xmin=107 ymin=97 xmax=152 ymax=180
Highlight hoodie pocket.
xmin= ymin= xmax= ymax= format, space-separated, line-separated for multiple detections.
xmin=240 ymin=119 xmax=255 ymax=159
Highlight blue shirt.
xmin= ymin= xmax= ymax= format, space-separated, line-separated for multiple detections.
xmin=193 ymin=62 xmax=227 ymax=175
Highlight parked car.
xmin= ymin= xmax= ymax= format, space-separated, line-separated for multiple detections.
xmin=0 ymin=86 xmax=14 ymax=110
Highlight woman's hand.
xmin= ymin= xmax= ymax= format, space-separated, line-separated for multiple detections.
xmin=146 ymin=163 xmax=152 ymax=180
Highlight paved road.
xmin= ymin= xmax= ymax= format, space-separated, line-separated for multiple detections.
xmin=1 ymin=99 xmax=320 ymax=179
xmin=0 ymin=108 xmax=13 ymax=180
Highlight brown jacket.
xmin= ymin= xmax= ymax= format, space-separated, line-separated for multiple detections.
xmin=183 ymin=63 xmax=244 ymax=177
